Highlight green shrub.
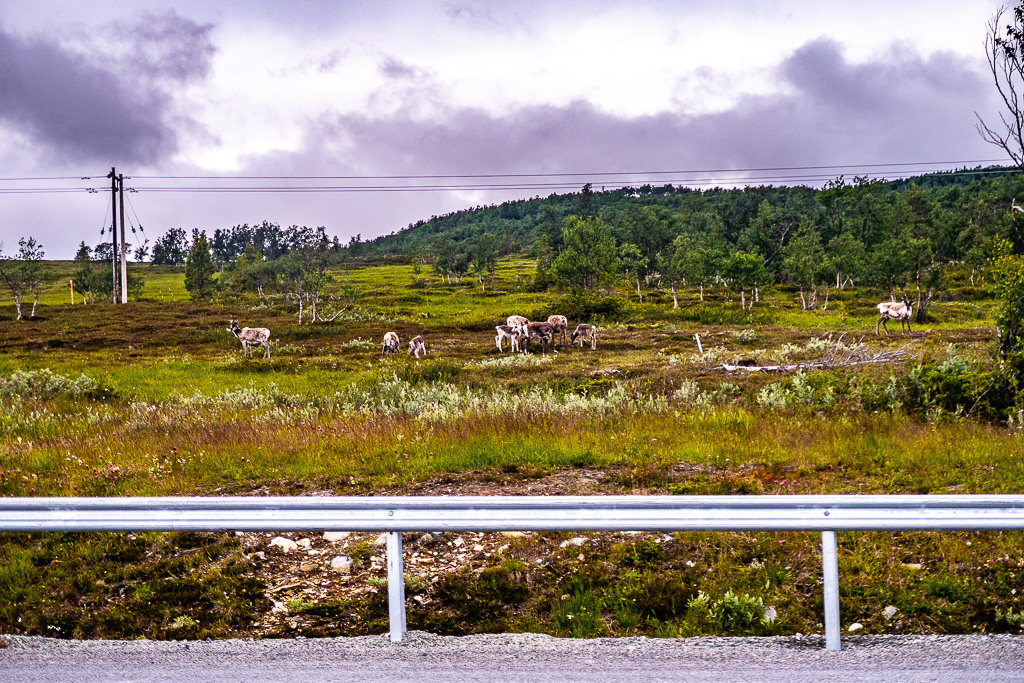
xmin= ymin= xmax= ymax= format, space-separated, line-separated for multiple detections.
xmin=688 ymin=589 xmax=772 ymax=633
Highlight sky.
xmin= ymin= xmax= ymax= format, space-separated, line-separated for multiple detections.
xmin=0 ymin=0 xmax=1014 ymax=259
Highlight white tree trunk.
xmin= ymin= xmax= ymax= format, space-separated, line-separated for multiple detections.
xmin=13 ymin=295 xmax=22 ymax=321
xmin=671 ymin=281 xmax=679 ymax=309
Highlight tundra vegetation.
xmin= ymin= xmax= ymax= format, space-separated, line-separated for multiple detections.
xmin=2 ymin=171 xmax=1024 ymax=641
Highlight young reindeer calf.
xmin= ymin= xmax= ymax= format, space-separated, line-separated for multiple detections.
xmin=876 ymin=299 xmax=913 ymax=336
xmin=227 ymin=320 xmax=271 ymax=359
xmin=382 ymin=331 xmax=400 ymax=356
xmin=570 ymin=323 xmax=598 ymax=350
xmin=408 ymin=335 xmax=427 ymax=359
xmin=495 ymin=325 xmax=524 ymax=353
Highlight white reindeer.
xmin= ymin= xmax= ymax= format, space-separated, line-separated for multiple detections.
xmin=546 ymin=315 xmax=568 ymax=346
xmin=408 ymin=335 xmax=426 ymax=359
xmin=876 ymin=299 xmax=913 ymax=336
xmin=495 ymin=325 xmax=523 ymax=353
xmin=227 ymin=320 xmax=271 ymax=359
xmin=506 ymin=315 xmax=529 ymax=336
xmin=382 ymin=331 xmax=400 ymax=356
xmin=570 ymin=323 xmax=598 ymax=350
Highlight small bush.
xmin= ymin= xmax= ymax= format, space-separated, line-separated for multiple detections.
xmin=688 ymin=590 xmax=772 ymax=633
xmin=0 ymin=369 xmax=98 ymax=400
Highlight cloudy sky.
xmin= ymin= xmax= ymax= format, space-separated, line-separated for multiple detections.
xmin=0 ymin=0 xmax=1013 ymax=258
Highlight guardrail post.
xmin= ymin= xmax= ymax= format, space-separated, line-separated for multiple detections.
xmin=821 ymin=530 xmax=841 ymax=651
xmin=386 ymin=531 xmax=407 ymax=642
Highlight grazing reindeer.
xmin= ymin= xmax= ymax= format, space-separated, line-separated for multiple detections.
xmin=546 ymin=315 xmax=568 ymax=346
xmin=408 ymin=335 xmax=426 ymax=359
xmin=227 ymin=320 xmax=271 ymax=359
xmin=506 ymin=315 xmax=529 ymax=336
xmin=381 ymin=331 xmax=400 ymax=356
xmin=570 ymin=323 xmax=598 ymax=350
xmin=876 ymin=299 xmax=913 ymax=336
xmin=521 ymin=322 xmax=555 ymax=354
xmin=495 ymin=324 xmax=525 ymax=353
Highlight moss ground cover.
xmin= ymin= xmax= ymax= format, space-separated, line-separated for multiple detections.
xmin=0 ymin=259 xmax=1022 ymax=640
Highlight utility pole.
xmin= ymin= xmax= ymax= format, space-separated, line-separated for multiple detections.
xmin=107 ymin=167 xmax=119 ymax=303
xmin=118 ymin=174 xmax=127 ymax=304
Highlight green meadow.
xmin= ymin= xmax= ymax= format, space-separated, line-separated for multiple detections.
xmin=0 ymin=259 xmax=1022 ymax=640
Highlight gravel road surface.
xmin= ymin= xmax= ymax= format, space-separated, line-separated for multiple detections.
xmin=3 ymin=632 xmax=1024 ymax=682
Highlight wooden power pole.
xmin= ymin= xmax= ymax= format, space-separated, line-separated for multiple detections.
xmin=118 ymin=174 xmax=127 ymax=304
xmin=108 ymin=167 xmax=119 ymax=303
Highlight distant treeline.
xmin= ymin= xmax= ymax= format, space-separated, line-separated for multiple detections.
xmin=139 ymin=166 xmax=1024 ymax=314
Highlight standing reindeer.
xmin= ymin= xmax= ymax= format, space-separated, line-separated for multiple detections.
xmin=408 ymin=335 xmax=426 ymax=359
xmin=227 ymin=320 xmax=271 ymax=359
xmin=521 ymin=321 xmax=555 ymax=354
xmin=876 ymin=299 xmax=913 ymax=336
xmin=546 ymin=315 xmax=568 ymax=346
xmin=506 ymin=315 xmax=529 ymax=335
xmin=570 ymin=323 xmax=598 ymax=350
xmin=382 ymin=331 xmax=400 ymax=356
xmin=495 ymin=324 xmax=525 ymax=353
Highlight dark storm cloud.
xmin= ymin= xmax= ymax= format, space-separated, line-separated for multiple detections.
xmin=379 ymin=57 xmax=420 ymax=80
xmin=0 ymin=13 xmax=214 ymax=165
xmin=302 ymin=38 xmax=995 ymax=184
xmin=119 ymin=11 xmax=216 ymax=83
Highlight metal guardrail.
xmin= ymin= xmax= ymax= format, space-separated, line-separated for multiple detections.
xmin=2 ymin=494 xmax=1024 ymax=650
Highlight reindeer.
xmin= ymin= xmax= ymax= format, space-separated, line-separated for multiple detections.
xmin=382 ymin=331 xmax=400 ymax=356
xmin=570 ymin=323 xmax=598 ymax=350
xmin=521 ymin=321 xmax=555 ymax=354
xmin=408 ymin=335 xmax=426 ymax=359
xmin=506 ymin=315 xmax=529 ymax=336
xmin=546 ymin=315 xmax=568 ymax=346
xmin=227 ymin=320 xmax=271 ymax=359
xmin=495 ymin=325 xmax=526 ymax=353
xmin=876 ymin=299 xmax=913 ymax=336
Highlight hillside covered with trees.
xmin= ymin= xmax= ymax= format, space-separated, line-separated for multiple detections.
xmin=127 ymin=167 xmax=1024 ymax=322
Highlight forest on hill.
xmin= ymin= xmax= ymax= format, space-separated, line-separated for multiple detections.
xmin=118 ymin=166 xmax=1024 ymax=323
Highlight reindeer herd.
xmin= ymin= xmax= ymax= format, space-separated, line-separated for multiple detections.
xmin=494 ymin=314 xmax=597 ymax=354
xmin=227 ymin=297 xmax=912 ymax=360
xmin=226 ymin=313 xmax=598 ymax=361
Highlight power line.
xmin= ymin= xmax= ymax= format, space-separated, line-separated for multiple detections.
xmin=85 ymin=168 xmax=1024 ymax=193
xmin=0 ymin=158 xmax=1015 ymax=184
xmin=0 ymin=159 xmax=1019 ymax=196
xmin=128 ymin=158 xmax=1014 ymax=180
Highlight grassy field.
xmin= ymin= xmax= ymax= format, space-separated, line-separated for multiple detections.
xmin=0 ymin=259 xmax=1022 ymax=640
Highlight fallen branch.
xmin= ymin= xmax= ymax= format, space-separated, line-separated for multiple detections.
xmin=315 ymin=306 xmax=348 ymax=323
xmin=710 ymin=340 xmax=915 ymax=374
